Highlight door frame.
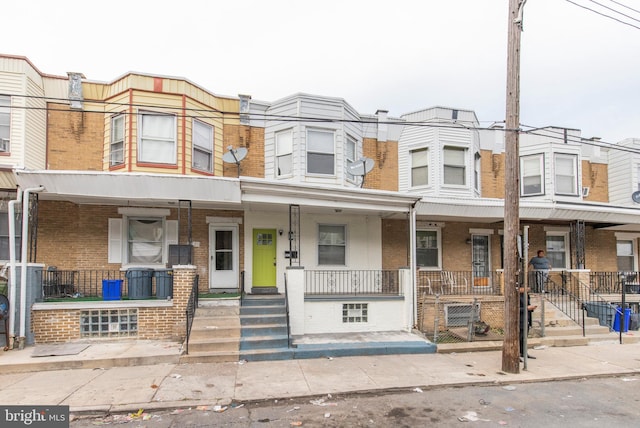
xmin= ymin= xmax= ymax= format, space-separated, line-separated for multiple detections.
xmin=208 ymin=223 xmax=239 ymax=292
xmin=470 ymin=231 xmax=492 ymax=287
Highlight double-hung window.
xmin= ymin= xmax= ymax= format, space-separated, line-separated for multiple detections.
xmin=555 ymin=153 xmax=578 ymax=195
xmin=318 ymin=224 xmax=345 ymax=265
xmin=192 ymin=120 xmax=213 ymax=172
xmin=276 ymin=129 xmax=293 ymax=176
xmin=127 ymin=218 xmax=164 ymax=264
xmin=0 ymin=212 xmax=21 ymax=261
xmin=110 ymin=115 xmax=124 ymax=166
xmin=345 ymin=135 xmax=356 ymax=181
xmin=411 ymin=148 xmax=428 ymax=187
xmin=307 ymin=129 xmax=335 ymax=175
xmin=617 ymin=240 xmax=636 ymax=272
xmin=0 ymin=95 xmax=10 ymax=152
xmin=521 ymin=154 xmax=544 ymax=196
xmin=138 ymin=111 xmax=176 ymax=164
xmin=443 ymin=146 xmax=466 ymax=185
xmin=416 ymin=229 xmax=440 ymax=268
xmin=546 ymin=232 xmax=568 ymax=269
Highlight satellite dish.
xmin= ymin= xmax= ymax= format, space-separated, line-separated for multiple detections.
xmin=632 ymin=191 xmax=640 ymax=203
xmin=222 ymin=146 xmax=248 ymax=177
xmin=347 ymin=157 xmax=375 ymax=188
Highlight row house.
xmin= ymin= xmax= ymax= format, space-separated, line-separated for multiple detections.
xmin=2 ymin=54 xmax=639 ymax=348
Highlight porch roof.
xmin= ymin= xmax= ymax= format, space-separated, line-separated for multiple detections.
xmin=13 ymin=170 xmax=242 ymax=208
xmin=416 ymin=196 xmax=640 ymax=228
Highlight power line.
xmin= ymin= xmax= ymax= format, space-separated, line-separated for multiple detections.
xmin=588 ymin=0 xmax=640 ymax=23
xmin=564 ymin=0 xmax=640 ymax=30
xmin=608 ymin=0 xmax=640 ymax=16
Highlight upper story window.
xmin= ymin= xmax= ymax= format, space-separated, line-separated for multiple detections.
xmin=318 ymin=224 xmax=346 ymax=265
xmin=276 ymin=129 xmax=293 ymax=177
xmin=474 ymin=152 xmax=481 ymax=191
xmin=554 ymin=153 xmax=578 ymax=195
xmin=307 ymin=129 xmax=335 ymax=175
xmin=521 ymin=154 xmax=544 ymax=196
xmin=0 ymin=95 xmax=10 ymax=153
xmin=138 ymin=111 xmax=176 ymax=164
xmin=416 ymin=228 xmax=440 ymax=269
xmin=443 ymin=146 xmax=466 ymax=185
xmin=411 ymin=148 xmax=428 ymax=187
xmin=345 ymin=135 xmax=356 ymax=182
xmin=110 ymin=115 xmax=125 ymax=166
xmin=192 ymin=120 xmax=213 ymax=173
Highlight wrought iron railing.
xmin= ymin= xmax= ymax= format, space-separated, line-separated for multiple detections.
xmin=305 ymin=270 xmax=402 ymax=296
xmin=417 ymin=270 xmax=502 ymax=296
xmin=590 ymin=271 xmax=640 ymax=294
xmin=184 ymin=274 xmax=199 ymax=355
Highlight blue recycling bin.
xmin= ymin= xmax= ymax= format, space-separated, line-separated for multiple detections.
xmin=102 ymin=279 xmax=122 ymax=300
xmin=613 ymin=307 xmax=631 ymax=332
xmin=126 ymin=268 xmax=154 ymax=299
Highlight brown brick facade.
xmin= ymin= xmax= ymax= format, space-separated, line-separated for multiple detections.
xmin=223 ymin=124 xmax=265 ymax=178
xmin=363 ymin=138 xmax=399 ymax=191
xmin=582 ymin=160 xmax=608 ymax=203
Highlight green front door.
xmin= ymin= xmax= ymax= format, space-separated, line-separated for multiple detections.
xmin=252 ymin=229 xmax=277 ymax=287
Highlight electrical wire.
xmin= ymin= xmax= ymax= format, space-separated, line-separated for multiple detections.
xmin=588 ymin=0 xmax=640 ymax=23
xmin=564 ymin=0 xmax=640 ymax=30
xmin=608 ymin=0 xmax=640 ymax=15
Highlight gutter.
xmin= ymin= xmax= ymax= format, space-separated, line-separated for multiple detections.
xmin=7 ymin=186 xmax=22 ymax=347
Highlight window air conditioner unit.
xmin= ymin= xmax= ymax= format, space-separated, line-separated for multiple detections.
xmin=0 ymin=138 xmax=8 ymax=152
xmin=582 ymin=187 xmax=590 ymax=197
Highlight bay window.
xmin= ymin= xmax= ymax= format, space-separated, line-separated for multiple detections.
xmin=411 ymin=148 xmax=429 ymax=187
xmin=138 ymin=111 xmax=176 ymax=164
xmin=307 ymin=129 xmax=335 ymax=175
xmin=276 ymin=129 xmax=293 ymax=176
xmin=443 ymin=146 xmax=466 ymax=185
xmin=110 ymin=115 xmax=124 ymax=166
xmin=555 ymin=153 xmax=578 ymax=195
xmin=521 ymin=154 xmax=544 ymax=196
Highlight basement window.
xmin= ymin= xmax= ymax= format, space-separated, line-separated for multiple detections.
xmin=444 ymin=303 xmax=480 ymax=327
xmin=80 ymin=309 xmax=138 ymax=338
xmin=342 ymin=303 xmax=368 ymax=323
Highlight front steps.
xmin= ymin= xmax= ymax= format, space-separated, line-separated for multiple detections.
xmin=239 ymin=294 xmax=293 ymax=361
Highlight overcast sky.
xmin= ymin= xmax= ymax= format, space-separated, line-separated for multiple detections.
xmin=3 ymin=0 xmax=639 ymax=143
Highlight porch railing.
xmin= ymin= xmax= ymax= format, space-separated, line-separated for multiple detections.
xmin=184 ymin=274 xmax=199 ymax=355
xmin=305 ymin=270 xmax=403 ymax=296
xmin=417 ymin=270 xmax=502 ymax=296
xmin=590 ymin=271 xmax=640 ymax=294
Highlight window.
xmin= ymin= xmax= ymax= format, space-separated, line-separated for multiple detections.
xmin=546 ymin=232 xmax=568 ymax=269
xmin=637 ymin=165 xmax=640 ymax=191
xmin=110 ymin=115 xmax=124 ymax=166
xmin=0 ymin=211 xmax=21 ymax=261
xmin=192 ymin=120 xmax=213 ymax=172
xmin=617 ymin=240 xmax=635 ymax=271
xmin=345 ymin=135 xmax=356 ymax=181
xmin=318 ymin=224 xmax=345 ymax=265
xmin=555 ymin=153 xmax=578 ymax=195
xmin=411 ymin=148 xmax=428 ymax=187
xmin=138 ymin=111 xmax=176 ymax=164
xmin=343 ymin=303 xmax=368 ymax=323
xmin=416 ymin=229 xmax=440 ymax=268
xmin=307 ymin=129 xmax=335 ymax=175
xmin=215 ymin=230 xmax=233 ymax=271
xmin=443 ymin=146 xmax=466 ymax=185
xmin=0 ymin=96 xmax=10 ymax=152
xmin=521 ymin=154 xmax=544 ymax=196
xmin=128 ymin=218 xmax=164 ymax=264
xmin=474 ymin=152 xmax=481 ymax=191
xmin=276 ymin=129 xmax=293 ymax=176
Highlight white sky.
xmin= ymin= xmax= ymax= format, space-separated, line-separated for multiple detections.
xmin=3 ymin=0 xmax=639 ymax=143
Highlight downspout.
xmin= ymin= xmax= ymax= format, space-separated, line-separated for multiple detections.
xmin=7 ymin=186 xmax=23 ymax=347
xmin=410 ymin=201 xmax=418 ymax=328
xmin=18 ymin=186 xmax=44 ymax=346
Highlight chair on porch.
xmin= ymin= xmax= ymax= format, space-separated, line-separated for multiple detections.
xmin=441 ymin=271 xmax=468 ymax=294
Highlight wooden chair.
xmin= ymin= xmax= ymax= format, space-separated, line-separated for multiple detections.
xmin=441 ymin=271 xmax=468 ymax=294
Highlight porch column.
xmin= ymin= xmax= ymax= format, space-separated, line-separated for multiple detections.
xmin=400 ymin=267 xmax=413 ymax=331
xmin=171 ymin=265 xmax=197 ymax=337
xmin=286 ymin=266 xmax=305 ymax=335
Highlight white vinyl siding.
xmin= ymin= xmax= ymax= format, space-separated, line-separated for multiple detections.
xmin=110 ymin=115 xmax=124 ymax=166
xmin=138 ymin=111 xmax=177 ymax=164
xmin=192 ymin=120 xmax=213 ymax=172
xmin=443 ymin=146 xmax=466 ymax=185
xmin=521 ymin=154 xmax=544 ymax=196
xmin=411 ymin=148 xmax=428 ymax=187
xmin=555 ymin=153 xmax=578 ymax=195
xmin=276 ymin=129 xmax=293 ymax=177
xmin=307 ymin=129 xmax=335 ymax=175
xmin=345 ymin=134 xmax=356 ymax=181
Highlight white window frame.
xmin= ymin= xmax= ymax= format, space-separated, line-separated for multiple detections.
xmin=276 ymin=129 xmax=293 ymax=177
xmin=416 ymin=228 xmax=441 ymax=270
xmin=410 ymin=147 xmax=429 ymax=188
xmin=554 ymin=153 xmax=578 ymax=195
xmin=192 ymin=119 xmax=214 ymax=172
xmin=443 ymin=146 xmax=466 ymax=186
xmin=345 ymin=134 xmax=357 ymax=182
xmin=636 ymin=165 xmax=640 ymax=192
xmin=318 ymin=224 xmax=346 ymax=266
xmin=306 ymin=128 xmax=335 ymax=176
xmin=110 ymin=114 xmax=125 ymax=166
xmin=521 ymin=154 xmax=544 ymax=196
xmin=546 ymin=231 xmax=569 ymax=270
xmin=616 ymin=239 xmax=637 ymax=272
xmin=138 ymin=110 xmax=177 ymax=164
xmin=0 ymin=95 xmax=10 ymax=152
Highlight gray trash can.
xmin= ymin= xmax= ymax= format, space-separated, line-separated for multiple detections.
xmin=126 ymin=268 xmax=154 ymax=299
xmin=154 ymin=269 xmax=173 ymax=299
xmin=583 ymin=302 xmax=616 ymax=329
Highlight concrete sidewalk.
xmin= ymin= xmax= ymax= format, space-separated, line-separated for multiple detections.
xmin=1 ymin=339 xmax=640 ymax=416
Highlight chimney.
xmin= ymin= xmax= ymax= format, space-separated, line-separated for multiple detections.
xmin=239 ymin=94 xmax=251 ymax=125
xmin=376 ymin=109 xmax=388 ymax=142
xmin=67 ymin=72 xmax=85 ymax=110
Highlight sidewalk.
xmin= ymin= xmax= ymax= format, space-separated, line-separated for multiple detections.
xmin=1 ymin=339 xmax=640 ymax=416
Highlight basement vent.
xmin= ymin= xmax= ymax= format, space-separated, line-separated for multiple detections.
xmin=445 ymin=303 xmax=480 ymax=327
xmin=342 ymin=303 xmax=368 ymax=323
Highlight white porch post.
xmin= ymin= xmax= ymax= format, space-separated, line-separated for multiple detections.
xmin=400 ymin=267 xmax=413 ymax=331
xmin=286 ymin=266 xmax=305 ymax=335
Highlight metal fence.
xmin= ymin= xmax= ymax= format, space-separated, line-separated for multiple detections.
xmin=305 ymin=270 xmax=403 ymax=296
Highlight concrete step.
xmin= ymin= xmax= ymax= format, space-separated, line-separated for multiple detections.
xmin=192 ymin=315 xmax=240 ymax=329
xmin=179 ymin=350 xmax=241 ymax=364
xmin=539 ymin=333 xmax=640 ymax=347
xmin=241 ymin=323 xmax=288 ymax=337
xmin=240 ymin=335 xmax=289 ymax=351
xmin=196 ymin=306 xmax=239 ymax=317
xmin=241 ymin=295 xmax=286 ymax=307
xmin=537 ymin=324 xmax=611 ymax=336
xmin=188 ymin=326 xmax=240 ymax=341
xmin=240 ymin=305 xmax=286 ymax=316
xmin=240 ymin=314 xmax=287 ymax=325
xmin=239 ymin=347 xmax=295 ymax=362
xmin=187 ymin=337 xmax=240 ymax=353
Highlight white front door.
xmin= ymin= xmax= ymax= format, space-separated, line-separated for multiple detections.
xmin=209 ymin=225 xmax=239 ymax=291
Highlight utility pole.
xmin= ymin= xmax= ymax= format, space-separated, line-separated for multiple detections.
xmin=502 ymin=0 xmax=525 ymax=374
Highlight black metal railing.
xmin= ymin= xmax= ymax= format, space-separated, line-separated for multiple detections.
xmin=184 ymin=274 xmax=199 ymax=355
xmin=545 ymin=274 xmax=585 ymax=332
xmin=239 ymin=270 xmax=245 ymax=306
xmin=305 ymin=270 xmax=402 ymax=296
xmin=417 ymin=270 xmax=502 ymax=296
xmin=590 ymin=271 xmax=640 ymax=294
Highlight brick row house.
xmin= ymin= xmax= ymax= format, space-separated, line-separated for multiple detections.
xmin=1 ymin=54 xmax=640 ymax=348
